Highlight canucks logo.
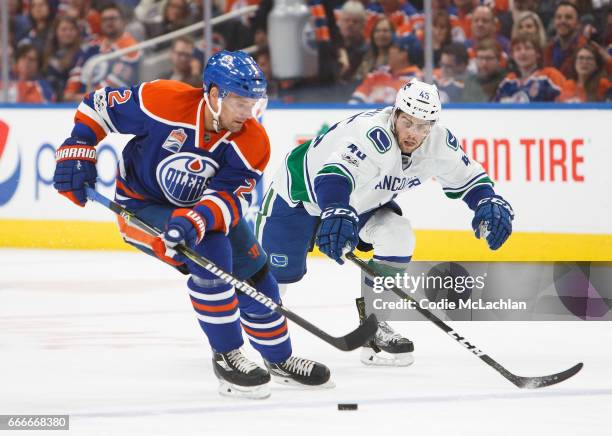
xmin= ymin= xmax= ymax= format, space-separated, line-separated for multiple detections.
xmin=270 ymin=253 xmax=288 ymax=267
xmin=446 ymin=129 xmax=459 ymax=151
xmin=156 ymin=153 xmax=218 ymax=206
xmin=0 ymin=119 xmax=21 ymax=206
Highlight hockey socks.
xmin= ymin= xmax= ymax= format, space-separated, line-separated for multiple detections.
xmin=238 ymin=268 xmax=292 ymax=363
xmin=188 ymin=276 xmax=243 ymax=353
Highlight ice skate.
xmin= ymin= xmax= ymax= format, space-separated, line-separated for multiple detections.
xmin=356 ymin=297 xmax=414 ymax=366
xmin=360 ymin=321 xmax=415 ymax=366
xmin=213 ymin=348 xmax=271 ymax=399
xmin=265 ymin=356 xmax=335 ymax=388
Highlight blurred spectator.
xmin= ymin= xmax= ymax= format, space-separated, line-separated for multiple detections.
xmin=466 ymin=5 xmax=510 ymax=73
xmin=495 ymin=32 xmax=567 ymax=102
xmin=454 ymin=0 xmax=477 ymax=39
xmin=214 ymin=0 xmax=259 ymax=50
xmin=134 ymin=0 xmax=165 ymax=23
xmin=193 ymin=32 xmax=227 ymax=63
xmin=511 ymin=11 xmax=547 ymax=49
xmin=58 ymin=0 xmax=101 ymax=42
xmin=18 ymin=0 xmax=55 ymax=53
xmin=43 ymin=16 xmax=83 ymax=101
xmin=432 ymin=10 xmax=454 ymax=66
xmin=4 ymin=44 xmax=55 ymax=103
xmin=538 ymin=0 xmax=558 ymax=30
xmin=144 ymin=0 xmax=191 ymax=46
xmin=462 ymin=38 xmax=507 ymax=101
xmin=64 ymin=2 xmax=140 ymax=102
xmin=308 ymin=1 xmax=346 ymax=85
xmin=249 ymin=0 xmax=274 ymax=50
xmin=225 ymin=0 xmax=262 ymax=14
xmin=355 ymin=16 xmax=396 ymax=80
xmin=468 ymin=5 xmax=510 ymax=54
xmin=9 ymin=0 xmax=31 ymax=44
xmin=363 ymin=0 xmax=418 ymax=39
xmin=543 ymin=1 xmax=587 ymax=77
xmin=560 ymin=43 xmax=611 ymax=101
xmin=434 ymin=42 xmax=468 ymax=102
xmin=349 ymin=36 xmax=422 ymax=104
xmin=254 ymin=48 xmax=280 ymax=99
xmin=496 ymin=0 xmax=539 ymax=38
xmin=336 ymin=0 xmax=368 ymax=82
xmin=163 ymin=36 xmax=200 ymax=87
xmin=399 ymin=0 xmax=467 ymax=46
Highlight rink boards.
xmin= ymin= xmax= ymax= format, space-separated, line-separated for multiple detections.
xmin=0 ymin=104 xmax=610 ymax=261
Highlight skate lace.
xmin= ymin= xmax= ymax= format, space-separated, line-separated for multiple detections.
xmin=376 ymin=322 xmax=403 ymax=343
xmin=226 ymin=349 xmax=258 ymax=373
xmin=283 ymin=356 xmax=315 ymax=376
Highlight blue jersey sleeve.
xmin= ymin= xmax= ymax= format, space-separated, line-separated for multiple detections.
xmin=70 ymin=85 xmax=148 ymax=144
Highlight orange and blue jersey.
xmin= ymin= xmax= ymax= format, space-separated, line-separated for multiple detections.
xmin=1 ymin=78 xmax=55 ymax=103
xmin=70 ymin=79 xmax=270 ymax=235
xmin=455 ymin=10 xmax=473 ymax=40
xmin=65 ymin=32 xmax=140 ymax=95
xmin=494 ymin=67 xmax=568 ymax=103
xmin=364 ymin=1 xmax=418 ymax=39
xmin=560 ymin=77 xmax=611 ymax=103
xmin=402 ymin=9 xmax=467 ymax=44
xmin=349 ymin=65 xmax=423 ymax=104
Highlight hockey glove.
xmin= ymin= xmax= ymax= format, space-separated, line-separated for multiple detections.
xmin=53 ymin=138 xmax=97 ymax=207
xmin=472 ymin=195 xmax=514 ymax=250
xmin=163 ymin=208 xmax=207 ymax=249
xmin=160 ymin=208 xmax=208 ymax=272
xmin=316 ymin=204 xmax=359 ymax=265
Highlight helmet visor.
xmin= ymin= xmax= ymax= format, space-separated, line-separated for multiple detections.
xmin=396 ymin=114 xmax=435 ymax=136
xmin=222 ymin=92 xmax=268 ymax=120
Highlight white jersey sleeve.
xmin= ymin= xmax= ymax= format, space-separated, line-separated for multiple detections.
xmin=424 ymin=125 xmax=494 ymax=199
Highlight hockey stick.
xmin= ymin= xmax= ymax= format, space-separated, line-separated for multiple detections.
xmin=346 ymin=253 xmax=583 ymax=388
xmin=85 ymin=187 xmax=377 ymax=351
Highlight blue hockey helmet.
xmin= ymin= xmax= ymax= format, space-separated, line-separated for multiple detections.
xmin=203 ymin=50 xmax=267 ymax=100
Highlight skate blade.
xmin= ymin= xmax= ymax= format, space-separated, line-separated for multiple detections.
xmin=270 ymin=374 xmax=336 ymax=389
xmin=218 ymin=381 xmax=271 ymax=399
xmin=360 ymin=348 xmax=415 ymax=367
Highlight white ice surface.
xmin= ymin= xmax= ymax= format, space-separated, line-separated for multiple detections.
xmin=1 ymin=249 xmax=610 ymax=436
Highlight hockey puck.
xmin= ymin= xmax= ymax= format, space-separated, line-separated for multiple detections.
xmin=337 ymin=403 xmax=358 ymax=411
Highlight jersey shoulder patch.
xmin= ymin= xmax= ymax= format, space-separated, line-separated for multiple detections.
xmin=445 ymin=128 xmax=459 ymax=150
xmin=366 ymin=126 xmax=393 ymax=154
xmin=140 ymin=80 xmax=203 ymax=127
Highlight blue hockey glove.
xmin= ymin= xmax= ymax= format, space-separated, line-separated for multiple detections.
xmin=472 ymin=195 xmax=514 ymax=250
xmin=316 ymin=204 xmax=359 ymax=265
xmin=53 ymin=138 xmax=97 ymax=207
xmin=163 ymin=208 xmax=207 ymax=249
xmin=158 ymin=208 xmax=208 ymax=271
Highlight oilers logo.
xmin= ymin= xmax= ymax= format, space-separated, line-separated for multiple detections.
xmin=156 ymin=152 xmax=218 ymax=206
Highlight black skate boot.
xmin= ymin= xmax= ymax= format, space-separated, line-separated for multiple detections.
xmin=264 ymin=356 xmax=335 ymax=388
xmin=213 ymin=348 xmax=271 ymax=399
xmin=356 ymin=297 xmax=415 ymax=367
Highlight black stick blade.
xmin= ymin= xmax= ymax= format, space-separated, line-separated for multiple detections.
xmin=332 ymin=314 xmax=378 ymax=351
xmin=513 ymin=362 xmax=584 ymax=389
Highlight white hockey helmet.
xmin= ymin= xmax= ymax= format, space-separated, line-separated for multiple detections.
xmin=393 ymin=78 xmax=441 ymax=122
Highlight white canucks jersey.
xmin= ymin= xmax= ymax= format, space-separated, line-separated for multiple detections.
xmin=270 ymin=107 xmax=493 ymax=215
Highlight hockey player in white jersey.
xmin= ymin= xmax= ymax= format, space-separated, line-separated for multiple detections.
xmin=256 ymin=78 xmax=514 ymax=366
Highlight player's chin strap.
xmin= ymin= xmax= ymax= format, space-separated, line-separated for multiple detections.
xmin=204 ymin=91 xmax=224 ymax=133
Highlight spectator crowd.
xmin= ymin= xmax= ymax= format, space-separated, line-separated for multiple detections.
xmin=2 ymin=0 xmax=611 ymax=104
